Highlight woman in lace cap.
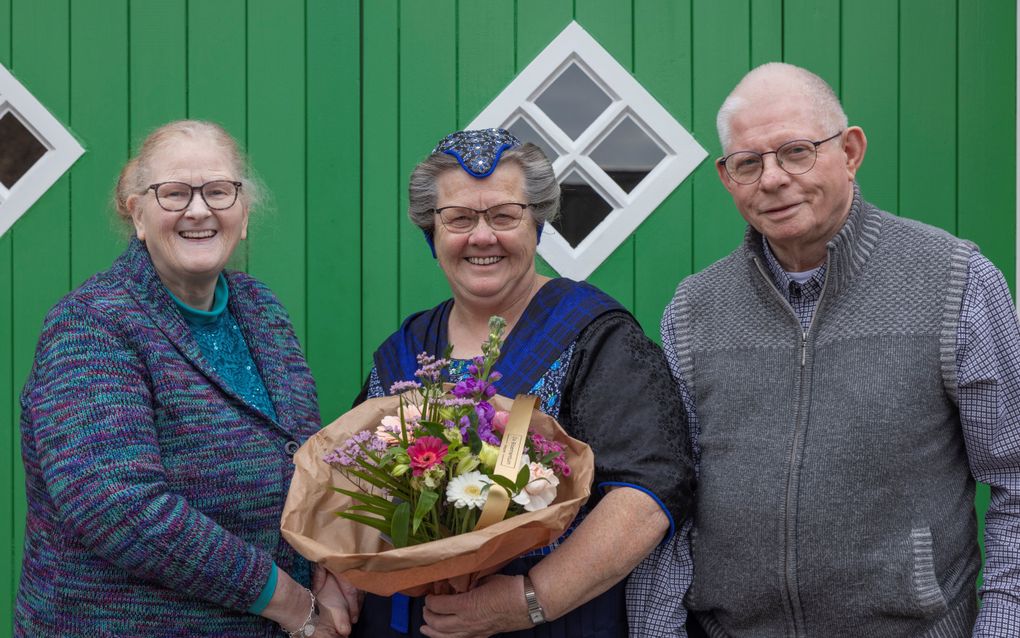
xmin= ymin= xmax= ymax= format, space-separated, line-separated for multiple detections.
xmin=16 ymin=120 xmax=356 ymax=637
xmin=349 ymin=128 xmax=695 ymax=637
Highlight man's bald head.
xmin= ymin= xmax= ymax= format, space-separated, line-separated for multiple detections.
xmin=717 ymin=63 xmax=848 ymax=153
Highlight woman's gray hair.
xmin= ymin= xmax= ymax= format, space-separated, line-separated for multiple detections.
xmin=113 ymin=119 xmax=265 ymax=224
xmin=407 ymin=142 xmax=560 ymax=231
xmin=717 ymin=62 xmax=848 ymax=153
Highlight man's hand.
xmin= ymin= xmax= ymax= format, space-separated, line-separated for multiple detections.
xmin=420 ymin=574 xmax=533 ymax=638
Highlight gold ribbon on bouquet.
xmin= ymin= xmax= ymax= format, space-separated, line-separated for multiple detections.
xmin=473 ymin=394 xmax=536 ymax=530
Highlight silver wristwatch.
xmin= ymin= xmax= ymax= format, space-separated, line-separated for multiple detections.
xmin=286 ymin=590 xmax=319 ymax=637
xmin=522 ymin=575 xmax=546 ymax=625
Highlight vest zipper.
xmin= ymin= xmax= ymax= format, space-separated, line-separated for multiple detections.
xmin=751 ymin=254 xmax=832 ymax=637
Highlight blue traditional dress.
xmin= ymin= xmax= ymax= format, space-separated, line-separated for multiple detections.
xmin=351 ymin=278 xmax=694 ymax=638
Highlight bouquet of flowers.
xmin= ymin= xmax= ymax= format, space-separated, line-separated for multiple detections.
xmin=323 ymin=317 xmax=571 ymax=547
xmin=281 ymin=317 xmax=594 ymax=596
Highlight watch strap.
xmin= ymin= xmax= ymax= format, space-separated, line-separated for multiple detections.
xmin=522 ymin=575 xmax=546 ymax=625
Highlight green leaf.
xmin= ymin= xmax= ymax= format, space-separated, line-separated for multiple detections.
xmin=339 ymin=512 xmax=390 ymax=534
xmin=391 ymin=501 xmax=411 ymax=548
xmin=412 ymin=489 xmax=440 ymax=533
xmin=515 ymin=464 xmax=531 ymax=490
xmin=332 ymin=487 xmax=399 ymax=511
xmin=418 ymin=420 xmax=447 ymax=438
xmin=490 ymin=474 xmax=519 ymax=495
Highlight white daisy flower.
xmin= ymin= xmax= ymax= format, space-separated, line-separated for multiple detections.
xmin=446 ymin=471 xmax=493 ymax=509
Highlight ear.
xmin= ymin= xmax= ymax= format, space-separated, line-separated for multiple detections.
xmin=843 ymin=126 xmax=867 ymax=179
xmin=715 ymin=157 xmax=737 ymax=195
xmin=240 ymin=204 xmax=249 ymax=241
xmin=127 ymin=194 xmax=146 ymax=241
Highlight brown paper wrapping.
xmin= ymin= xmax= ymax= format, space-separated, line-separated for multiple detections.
xmin=281 ymin=392 xmax=594 ymax=597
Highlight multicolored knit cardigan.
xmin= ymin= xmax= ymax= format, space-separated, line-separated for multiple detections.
xmin=16 ymin=238 xmax=320 ymax=637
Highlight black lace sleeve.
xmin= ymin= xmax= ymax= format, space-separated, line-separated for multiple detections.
xmin=559 ymin=311 xmax=695 ymax=527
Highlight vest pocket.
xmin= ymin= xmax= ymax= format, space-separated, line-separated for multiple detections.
xmin=911 ymin=526 xmax=948 ymax=614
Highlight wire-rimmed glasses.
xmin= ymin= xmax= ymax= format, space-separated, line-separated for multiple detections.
xmin=718 ymin=131 xmax=844 ymax=185
xmin=433 ymin=203 xmax=529 ymax=233
xmin=147 ymin=180 xmax=242 ymax=212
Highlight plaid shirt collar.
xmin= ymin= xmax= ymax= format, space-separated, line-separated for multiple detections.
xmin=761 ymin=237 xmax=827 ymax=331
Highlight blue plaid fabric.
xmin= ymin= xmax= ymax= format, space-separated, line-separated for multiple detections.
xmin=632 ymin=248 xmax=1020 ymax=636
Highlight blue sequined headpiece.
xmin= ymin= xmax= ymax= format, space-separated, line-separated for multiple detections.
xmin=432 ymin=128 xmax=522 ymax=178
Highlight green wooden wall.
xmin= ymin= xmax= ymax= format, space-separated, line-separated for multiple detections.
xmin=0 ymin=0 xmax=1014 ymax=631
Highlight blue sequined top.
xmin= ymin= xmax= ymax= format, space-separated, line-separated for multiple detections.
xmin=169 ymin=274 xmax=278 ymax=422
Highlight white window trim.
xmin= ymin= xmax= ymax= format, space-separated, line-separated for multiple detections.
xmin=468 ymin=21 xmax=707 ymax=281
xmin=0 ymin=63 xmax=84 ymax=238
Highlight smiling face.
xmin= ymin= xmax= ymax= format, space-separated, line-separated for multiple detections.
xmin=433 ymin=162 xmax=539 ymax=312
xmin=127 ymin=136 xmax=248 ymax=302
xmin=717 ymin=81 xmax=866 ymax=270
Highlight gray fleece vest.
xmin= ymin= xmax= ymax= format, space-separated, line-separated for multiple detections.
xmin=673 ymin=195 xmax=980 ymax=637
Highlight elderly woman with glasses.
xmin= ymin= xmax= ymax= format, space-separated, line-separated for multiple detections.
xmin=16 ymin=120 xmax=357 ymax=637
xmin=349 ymin=129 xmax=695 ymax=638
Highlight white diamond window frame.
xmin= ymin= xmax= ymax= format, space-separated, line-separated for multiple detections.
xmin=469 ymin=21 xmax=707 ymax=281
xmin=0 ymin=64 xmax=84 ymax=238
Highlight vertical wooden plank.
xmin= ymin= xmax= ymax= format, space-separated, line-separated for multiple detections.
xmin=516 ymin=0 xmax=573 ymax=71
xmin=10 ymin=0 xmax=72 ymax=603
xmin=516 ymin=0 xmax=572 ymax=280
xmin=959 ymin=0 xmax=1016 ymax=290
xmin=247 ymin=1 xmax=306 ymax=344
xmin=187 ymin=0 xmax=245 ymax=136
xmin=397 ymin=0 xmax=456 ymax=318
xmin=129 ymin=0 xmax=187 ymax=140
xmin=70 ymin=0 xmax=129 ymax=287
xmin=576 ymin=0 xmax=635 ymax=307
xmin=782 ymin=0 xmax=840 ymax=90
xmin=0 ymin=0 xmax=13 ymax=628
xmin=841 ymin=0 xmax=898 ymax=213
xmin=691 ymin=1 xmax=749 ymax=271
xmin=633 ymin=0 xmax=694 ymax=340
xmin=306 ymin=0 xmax=361 ymax=417
xmin=457 ymin=2 xmax=515 ymax=125
xmin=899 ymin=0 xmax=956 ymax=232
xmin=0 ymin=233 xmax=11 ymax=635
xmin=751 ymin=0 xmax=782 ymax=66
xmin=361 ymin=0 xmax=399 ymax=375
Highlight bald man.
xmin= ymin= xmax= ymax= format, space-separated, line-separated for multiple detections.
xmin=628 ymin=63 xmax=1020 ymax=637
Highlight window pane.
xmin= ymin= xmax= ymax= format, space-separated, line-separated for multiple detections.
xmin=507 ymin=117 xmax=559 ymax=162
xmin=553 ymin=170 xmax=613 ymax=248
xmin=589 ymin=115 xmax=666 ymax=194
xmin=534 ymin=62 xmax=612 ymax=140
xmin=0 ymin=111 xmax=48 ymax=189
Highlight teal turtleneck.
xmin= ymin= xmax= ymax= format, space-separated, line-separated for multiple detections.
xmin=167 ymin=273 xmax=278 ymax=422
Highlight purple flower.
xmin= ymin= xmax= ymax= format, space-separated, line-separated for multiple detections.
xmin=488 ymin=371 xmax=503 ymax=383
xmin=476 ymin=401 xmax=495 ymax=425
xmin=389 ymin=380 xmax=422 ymax=394
xmin=452 ymin=378 xmax=480 ymax=398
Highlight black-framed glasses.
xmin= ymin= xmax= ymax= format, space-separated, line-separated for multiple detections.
xmin=147 ymin=180 xmax=242 ymax=212
xmin=433 ymin=202 xmax=529 ymax=233
xmin=718 ymin=131 xmax=844 ymax=185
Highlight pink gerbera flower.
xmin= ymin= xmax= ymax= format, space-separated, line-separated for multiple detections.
xmin=407 ymin=436 xmax=448 ymax=476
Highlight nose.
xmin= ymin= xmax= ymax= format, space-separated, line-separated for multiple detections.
xmin=467 ymin=215 xmax=498 ymax=244
xmin=757 ymin=153 xmax=790 ymax=190
xmin=184 ymin=190 xmax=212 ymax=218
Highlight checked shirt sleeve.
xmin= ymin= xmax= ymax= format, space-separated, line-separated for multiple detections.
xmin=23 ymin=301 xmax=273 ymax=611
xmin=624 ymin=296 xmax=698 ymax=637
xmin=958 ymin=253 xmax=1020 ymax=635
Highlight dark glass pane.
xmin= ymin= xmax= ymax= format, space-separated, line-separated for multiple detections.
xmin=589 ymin=115 xmax=666 ymax=193
xmin=0 ymin=112 xmax=47 ymax=189
xmin=553 ymin=171 xmax=613 ymax=248
xmin=534 ymin=62 xmax=612 ymax=140
xmin=507 ymin=117 xmax=559 ymax=162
